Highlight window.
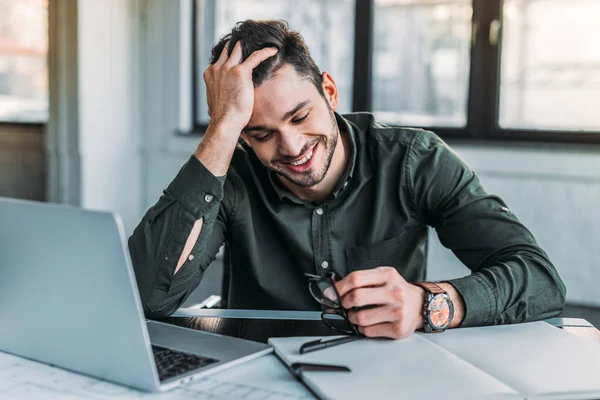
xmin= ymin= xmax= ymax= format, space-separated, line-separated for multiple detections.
xmin=499 ymin=0 xmax=600 ymax=132
xmin=0 ymin=0 xmax=48 ymax=123
xmin=193 ymin=0 xmax=600 ymax=142
xmin=372 ymin=0 xmax=472 ymax=127
xmin=194 ymin=0 xmax=355 ymax=127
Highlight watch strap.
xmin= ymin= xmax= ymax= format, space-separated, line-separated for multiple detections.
xmin=414 ymin=282 xmax=445 ymax=295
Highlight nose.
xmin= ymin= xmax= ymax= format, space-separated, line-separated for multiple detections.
xmin=277 ymin=130 xmax=305 ymax=158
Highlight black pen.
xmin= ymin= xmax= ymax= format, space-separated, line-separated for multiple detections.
xmin=299 ymin=335 xmax=363 ymax=354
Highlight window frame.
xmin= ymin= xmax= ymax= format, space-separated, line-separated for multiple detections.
xmin=190 ymin=0 xmax=600 ymax=143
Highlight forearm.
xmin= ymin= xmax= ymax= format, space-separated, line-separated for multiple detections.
xmin=129 ymin=157 xmax=227 ymax=317
xmin=195 ymin=119 xmax=245 ymax=177
xmin=407 ymin=130 xmax=566 ymax=328
xmin=183 ymin=120 xmax=245 ymax=273
xmin=448 ymin=251 xmax=566 ymax=327
xmin=175 ymin=218 xmax=204 ymax=275
xmin=129 ymin=197 xmax=209 ymax=317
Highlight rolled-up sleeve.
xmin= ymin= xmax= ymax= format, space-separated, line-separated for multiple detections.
xmin=406 ymin=131 xmax=566 ymax=327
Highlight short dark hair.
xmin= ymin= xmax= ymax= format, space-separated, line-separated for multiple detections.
xmin=210 ymin=20 xmax=324 ymax=96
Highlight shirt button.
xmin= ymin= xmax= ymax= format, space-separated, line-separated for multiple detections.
xmin=344 ymin=181 xmax=348 ymax=188
xmin=204 ymin=194 xmax=213 ymax=203
xmin=321 ymin=261 xmax=329 ymax=269
xmin=188 ymin=255 xmax=194 ymax=261
xmin=315 ymin=208 xmax=324 ymax=215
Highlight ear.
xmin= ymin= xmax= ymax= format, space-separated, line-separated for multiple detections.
xmin=321 ymin=71 xmax=339 ymax=111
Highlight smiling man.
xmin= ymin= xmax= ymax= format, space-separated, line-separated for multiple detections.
xmin=129 ymin=20 xmax=566 ymax=339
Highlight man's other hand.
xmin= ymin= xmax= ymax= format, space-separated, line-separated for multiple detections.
xmin=334 ymin=267 xmax=426 ymax=340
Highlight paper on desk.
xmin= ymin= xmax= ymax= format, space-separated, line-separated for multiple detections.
xmin=0 ymin=350 xmax=311 ymax=400
xmin=184 ymin=354 xmax=313 ymax=399
xmin=423 ymin=321 xmax=600 ymax=399
xmin=269 ymin=334 xmax=522 ymax=400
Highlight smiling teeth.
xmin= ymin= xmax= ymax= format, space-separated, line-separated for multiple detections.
xmin=290 ymin=149 xmax=313 ymax=166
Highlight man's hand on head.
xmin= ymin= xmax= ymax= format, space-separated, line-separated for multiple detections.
xmin=203 ymin=40 xmax=278 ymax=132
xmin=195 ymin=41 xmax=278 ymax=177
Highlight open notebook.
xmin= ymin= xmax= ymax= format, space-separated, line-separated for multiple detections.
xmin=269 ymin=322 xmax=600 ymax=400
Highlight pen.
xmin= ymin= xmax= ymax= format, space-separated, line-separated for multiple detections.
xmin=299 ymin=335 xmax=363 ymax=354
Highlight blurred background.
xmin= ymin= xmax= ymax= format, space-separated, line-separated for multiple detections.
xmin=1 ymin=0 xmax=599 ymax=325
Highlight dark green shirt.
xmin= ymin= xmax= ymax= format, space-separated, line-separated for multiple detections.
xmin=129 ymin=112 xmax=565 ymax=326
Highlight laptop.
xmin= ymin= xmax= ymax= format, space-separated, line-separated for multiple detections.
xmin=0 ymin=197 xmax=272 ymax=392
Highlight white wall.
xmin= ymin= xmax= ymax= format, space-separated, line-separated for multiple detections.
xmin=139 ymin=0 xmax=200 ymax=212
xmin=78 ymin=0 xmax=143 ymax=233
xmin=60 ymin=0 xmax=599 ymax=307
xmin=48 ymin=0 xmax=143 ymax=233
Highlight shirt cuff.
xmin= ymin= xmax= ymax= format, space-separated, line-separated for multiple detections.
xmin=447 ymin=274 xmax=497 ymax=327
xmin=166 ymin=155 xmax=226 ymax=218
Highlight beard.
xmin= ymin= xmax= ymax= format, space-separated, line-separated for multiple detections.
xmin=270 ymin=110 xmax=339 ymax=188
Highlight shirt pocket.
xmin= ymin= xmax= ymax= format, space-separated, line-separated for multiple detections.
xmin=345 ymin=226 xmax=425 ymax=273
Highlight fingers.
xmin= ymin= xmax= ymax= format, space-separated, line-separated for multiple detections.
xmin=224 ymin=41 xmax=243 ymax=68
xmin=201 ymin=41 xmax=278 ymax=128
xmin=349 ymin=305 xmax=415 ymax=339
xmin=336 ymin=268 xmax=421 ymax=340
xmin=242 ymin=47 xmax=279 ymax=69
xmin=347 ymin=305 xmax=403 ymax=328
xmin=357 ymin=321 xmax=414 ymax=340
xmin=339 ymin=286 xmax=393 ymax=309
xmin=335 ymin=267 xmax=398 ymax=297
xmin=213 ymin=40 xmax=278 ymax=72
xmin=213 ymin=40 xmax=231 ymax=68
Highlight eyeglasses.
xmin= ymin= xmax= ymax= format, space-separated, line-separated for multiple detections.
xmin=305 ymin=271 xmax=360 ymax=335
xmin=303 ymin=271 xmax=363 ymax=354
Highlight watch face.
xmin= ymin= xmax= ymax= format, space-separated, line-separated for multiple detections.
xmin=427 ymin=293 xmax=453 ymax=330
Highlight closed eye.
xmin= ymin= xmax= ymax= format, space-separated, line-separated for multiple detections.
xmin=254 ymin=132 xmax=274 ymax=142
xmin=292 ymin=112 xmax=310 ymax=124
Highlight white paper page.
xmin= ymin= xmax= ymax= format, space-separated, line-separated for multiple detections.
xmin=422 ymin=322 xmax=600 ymax=399
xmin=269 ymin=335 xmax=522 ymax=400
xmin=0 ymin=350 xmax=311 ymax=399
xmin=183 ymin=355 xmax=312 ymax=399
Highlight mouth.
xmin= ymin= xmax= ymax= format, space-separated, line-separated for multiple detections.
xmin=290 ymin=148 xmax=314 ymax=166
xmin=279 ymin=143 xmax=318 ymax=173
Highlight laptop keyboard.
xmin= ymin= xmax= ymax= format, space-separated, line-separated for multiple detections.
xmin=152 ymin=345 xmax=220 ymax=382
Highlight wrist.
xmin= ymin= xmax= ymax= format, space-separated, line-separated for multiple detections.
xmin=209 ymin=113 xmax=247 ymax=134
xmin=412 ymin=284 xmax=427 ymax=331
xmin=414 ymin=282 xmax=455 ymax=332
xmin=195 ymin=121 xmax=242 ymax=177
xmin=437 ymin=282 xmax=465 ymax=328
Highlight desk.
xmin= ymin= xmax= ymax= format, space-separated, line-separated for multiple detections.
xmin=161 ymin=316 xmax=339 ymax=343
xmin=1 ymin=313 xmax=598 ymax=400
xmin=161 ymin=313 xmax=600 ymax=344
xmin=562 ymin=326 xmax=600 ymax=343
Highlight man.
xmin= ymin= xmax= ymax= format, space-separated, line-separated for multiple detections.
xmin=129 ymin=20 xmax=565 ymax=339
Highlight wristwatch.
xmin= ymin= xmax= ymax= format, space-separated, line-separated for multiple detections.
xmin=414 ymin=282 xmax=454 ymax=333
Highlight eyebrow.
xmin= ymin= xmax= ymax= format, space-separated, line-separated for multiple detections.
xmin=243 ymin=100 xmax=311 ymax=133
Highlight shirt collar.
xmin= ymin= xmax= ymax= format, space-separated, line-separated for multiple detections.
xmin=268 ymin=111 xmax=358 ymax=204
